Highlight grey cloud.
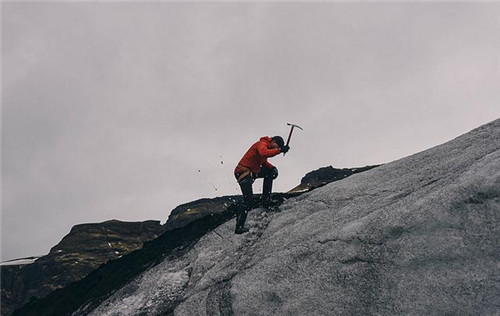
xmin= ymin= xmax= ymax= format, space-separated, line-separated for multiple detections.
xmin=2 ymin=2 xmax=499 ymax=260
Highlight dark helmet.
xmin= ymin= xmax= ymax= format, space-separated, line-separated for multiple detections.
xmin=272 ymin=136 xmax=285 ymax=147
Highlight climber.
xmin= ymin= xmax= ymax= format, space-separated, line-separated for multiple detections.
xmin=233 ymin=136 xmax=290 ymax=234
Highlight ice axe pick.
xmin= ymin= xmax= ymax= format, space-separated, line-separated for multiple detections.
xmin=284 ymin=123 xmax=303 ymax=156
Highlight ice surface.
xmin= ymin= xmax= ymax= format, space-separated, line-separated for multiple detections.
xmin=86 ymin=119 xmax=500 ymax=315
xmin=88 ymin=255 xmax=191 ymax=316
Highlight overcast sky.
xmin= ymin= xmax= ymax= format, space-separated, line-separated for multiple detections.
xmin=2 ymin=2 xmax=499 ymax=261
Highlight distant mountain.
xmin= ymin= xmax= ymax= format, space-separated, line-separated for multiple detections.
xmin=1 ymin=220 xmax=165 ymax=316
xmin=13 ymin=119 xmax=500 ymax=315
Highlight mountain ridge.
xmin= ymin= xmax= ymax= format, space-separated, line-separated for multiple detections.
xmin=1 ymin=220 xmax=165 ymax=316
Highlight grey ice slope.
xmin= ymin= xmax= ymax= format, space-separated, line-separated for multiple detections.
xmin=88 ymin=119 xmax=500 ymax=316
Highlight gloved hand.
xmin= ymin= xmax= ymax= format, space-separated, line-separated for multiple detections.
xmin=280 ymin=145 xmax=290 ymax=154
xmin=271 ymin=167 xmax=279 ymax=179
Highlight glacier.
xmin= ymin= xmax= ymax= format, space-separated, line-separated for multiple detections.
xmin=80 ymin=119 xmax=500 ymax=316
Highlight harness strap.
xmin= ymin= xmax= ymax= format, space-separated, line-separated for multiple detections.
xmin=236 ymin=164 xmax=254 ymax=183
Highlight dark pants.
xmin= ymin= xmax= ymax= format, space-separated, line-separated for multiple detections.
xmin=234 ymin=166 xmax=274 ymax=230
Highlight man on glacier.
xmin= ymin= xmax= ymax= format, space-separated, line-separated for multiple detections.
xmin=233 ymin=136 xmax=289 ymax=234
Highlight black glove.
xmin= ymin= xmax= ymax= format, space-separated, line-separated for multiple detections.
xmin=271 ymin=167 xmax=279 ymax=179
xmin=281 ymin=145 xmax=290 ymax=154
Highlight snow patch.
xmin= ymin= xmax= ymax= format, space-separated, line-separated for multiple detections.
xmin=0 ymin=257 xmax=40 ymax=266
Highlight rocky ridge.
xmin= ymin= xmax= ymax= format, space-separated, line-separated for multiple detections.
xmin=288 ymin=165 xmax=379 ymax=193
xmin=1 ymin=220 xmax=165 ymax=315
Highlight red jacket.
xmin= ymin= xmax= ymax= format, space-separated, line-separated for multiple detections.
xmin=235 ymin=137 xmax=281 ymax=174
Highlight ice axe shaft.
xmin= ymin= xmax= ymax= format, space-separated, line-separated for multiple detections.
xmin=284 ymin=123 xmax=303 ymax=155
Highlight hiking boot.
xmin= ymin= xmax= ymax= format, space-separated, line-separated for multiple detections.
xmin=235 ymin=225 xmax=250 ymax=234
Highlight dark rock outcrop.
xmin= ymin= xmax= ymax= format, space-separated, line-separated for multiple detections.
xmin=165 ymin=196 xmax=242 ymax=231
xmin=289 ymin=165 xmax=380 ymax=193
xmin=1 ymin=220 xmax=165 ymax=315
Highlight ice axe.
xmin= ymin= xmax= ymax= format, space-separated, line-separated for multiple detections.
xmin=284 ymin=123 xmax=303 ymax=156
